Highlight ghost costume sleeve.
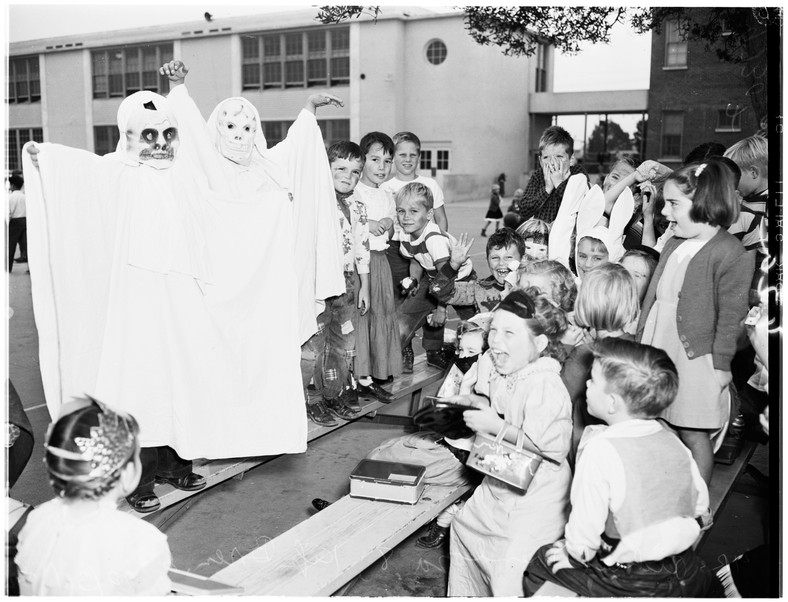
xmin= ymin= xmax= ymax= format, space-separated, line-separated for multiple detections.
xmin=266 ymin=109 xmax=346 ymax=343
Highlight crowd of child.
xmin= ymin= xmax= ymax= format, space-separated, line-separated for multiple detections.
xmin=9 ymin=75 xmax=772 ymax=597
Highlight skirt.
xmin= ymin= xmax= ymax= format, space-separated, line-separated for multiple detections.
xmin=485 ymin=207 xmax=504 ymax=220
xmin=356 ymin=251 xmax=403 ymax=379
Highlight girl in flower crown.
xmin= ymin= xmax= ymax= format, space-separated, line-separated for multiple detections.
xmin=15 ymin=398 xmax=172 ymax=595
xmin=637 ymin=159 xmax=753 ymax=484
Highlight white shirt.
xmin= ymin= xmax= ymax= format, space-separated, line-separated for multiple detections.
xmin=354 ymin=181 xmax=396 ymax=252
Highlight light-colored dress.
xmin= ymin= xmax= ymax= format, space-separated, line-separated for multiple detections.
xmin=448 ymin=354 xmax=572 ymax=597
xmin=16 ymin=496 xmax=171 ymax=596
xmin=641 ymin=239 xmax=728 ymax=429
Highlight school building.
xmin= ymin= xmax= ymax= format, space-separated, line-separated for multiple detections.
xmin=6 ymin=7 xmax=558 ymax=200
xmin=644 ymin=11 xmax=762 ymax=169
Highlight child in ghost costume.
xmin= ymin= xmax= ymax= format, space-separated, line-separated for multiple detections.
xmin=160 ymin=60 xmax=345 ymax=345
xmin=23 ymin=91 xmax=310 ymax=513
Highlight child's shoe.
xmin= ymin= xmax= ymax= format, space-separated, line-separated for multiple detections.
xmin=416 ymin=520 xmax=449 ymax=548
xmin=402 ymin=344 xmax=414 ymax=374
xmin=426 ymin=349 xmax=452 ymax=371
xmin=324 ymin=396 xmax=359 ymax=421
xmin=305 ymin=385 xmax=338 ymax=427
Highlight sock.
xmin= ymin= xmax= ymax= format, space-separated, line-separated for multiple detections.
xmin=358 ymin=377 xmax=372 ymax=386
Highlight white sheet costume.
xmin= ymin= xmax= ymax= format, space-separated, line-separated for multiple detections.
xmin=23 ymin=90 xmax=327 ymax=459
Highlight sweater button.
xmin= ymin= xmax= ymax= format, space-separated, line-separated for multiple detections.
xmin=680 ymin=334 xmax=687 ymax=341
xmin=687 ymin=350 xmax=695 ymax=358
xmin=677 ymin=315 xmax=682 ymax=322
xmin=683 ymin=341 xmax=689 ymax=348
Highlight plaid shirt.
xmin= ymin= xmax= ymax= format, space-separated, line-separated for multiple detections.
xmin=518 ymin=163 xmax=588 ymax=224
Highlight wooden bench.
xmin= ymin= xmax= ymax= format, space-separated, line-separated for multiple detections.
xmin=121 ymin=354 xmax=445 ymax=516
xmin=534 ymin=438 xmax=761 ymax=597
xmin=211 ymin=482 xmax=471 ymax=596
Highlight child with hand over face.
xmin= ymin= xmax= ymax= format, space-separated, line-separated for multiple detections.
xmin=524 ymin=339 xmax=717 ymax=598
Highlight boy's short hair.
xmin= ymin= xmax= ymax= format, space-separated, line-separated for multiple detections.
xmin=392 ymin=131 xmax=421 ymax=153
xmin=684 ymin=141 xmax=726 ymax=165
xmin=359 ymin=131 xmax=395 ymax=157
xmin=668 ymin=159 xmax=739 ymax=228
xmin=327 ymin=140 xmax=364 ymax=166
xmin=592 ymin=338 xmax=679 ymax=418
xmin=538 ymin=125 xmax=574 ymax=156
xmin=487 ymin=227 xmax=525 ymax=258
xmin=723 ymin=134 xmax=768 ymax=174
xmin=621 ymin=247 xmax=658 ymax=276
xmin=396 ymin=181 xmax=433 ymax=210
xmin=9 ymin=174 xmax=24 ymax=190
xmin=574 ymin=263 xmax=639 ymax=332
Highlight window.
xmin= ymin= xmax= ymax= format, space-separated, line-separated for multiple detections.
xmin=7 ymin=56 xmax=41 ymax=104
xmin=664 ymin=20 xmax=688 ymax=68
xmin=92 ymin=44 xmax=173 ymax=98
xmin=534 ymin=44 xmax=547 ymax=92
xmin=6 ymin=128 xmax=44 ymax=171
xmin=660 ymin=112 xmax=684 ymax=159
xmin=425 ymin=40 xmax=447 ymax=65
xmin=242 ymin=27 xmax=350 ymax=90
xmin=261 ymin=121 xmax=289 ymax=148
xmin=317 ymin=119 xmax=350 ymax=148
xmin=94 ymin=126 xmax=120 ymax=156
xmin=716 ymin=107 xmax=742 ymax=132
xmin=420 ymin=150 xmax=432 ymax=171
xmin=436 ymin=150 xmax=450 ymax=170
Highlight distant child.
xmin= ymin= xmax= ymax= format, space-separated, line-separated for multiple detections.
xmin=302 ymin=141 xmax=371 ymax=427
xmin=724 ymin=134 xmax=769 ymax=302
xmin=7 ymin=172 xmax=27 ymax=271
xmin=524 ymin=339 xmax=716 ymax=598
xmin=395 ymin=182 xmax=474 ymax=372
xmin=515 ymin=217 xmax=550 ymax=261
xmin=560 ymin=263 xmax=640 ymax=464
xmin=619 ymin=247 xmax=658 ymax=305
xmin=447 ymin=290 xmax=572 ymax=596
xmin=353 ymin=132 xmax=401 ymax=401
xmin=481 ymin=184 xmax=503 ymax=237
xmin=518 ymin=125 xmax=588 ymax=225
xmin=637 ymin=159 xmax=754 ymax=483
xmin=507 ymin=187 xmax=524 ymax=213
xmin=382 ymin=131 xmax=450 ymax=368
xmin=16 ymin=397 xmax=172 ymax=595
xmin=431 ymin=228 xmax=523 ymax=313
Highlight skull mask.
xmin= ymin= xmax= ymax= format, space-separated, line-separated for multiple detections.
xmin=215 ymin=99 xmax=257 ymax=166
xmin=123 ymin=102 xmax=179 ymax=169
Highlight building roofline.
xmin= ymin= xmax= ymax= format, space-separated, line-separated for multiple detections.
xmin=9 ymin=6 xmax=462 ymax=56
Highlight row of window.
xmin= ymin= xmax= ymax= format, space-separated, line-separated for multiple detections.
xmin=6 ymin=128 xmax=44 ymax=171
xmin=659 ymin=108 xmax=741 ymax=159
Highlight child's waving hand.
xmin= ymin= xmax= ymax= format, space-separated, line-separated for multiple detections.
xmin=449 ymin=232 xmax=474 ymax=270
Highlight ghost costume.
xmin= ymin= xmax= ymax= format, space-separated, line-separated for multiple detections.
xmin=167 ymin=84 xmax=345 ymax=344
xmin=23 ymin=91 xmax=308 ymax=460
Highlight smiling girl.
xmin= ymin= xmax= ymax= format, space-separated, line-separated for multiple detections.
xmin=637 ymin=159 xmax=754 ymax=484
xmin=445 ymin=290 xmax=572 ymax=596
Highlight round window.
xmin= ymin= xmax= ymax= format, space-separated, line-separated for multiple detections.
xmin=426 ymin=40 xmax=447 ymax=65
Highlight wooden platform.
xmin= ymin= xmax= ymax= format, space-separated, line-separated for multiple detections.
xmin=211 ymin=483 xmax=471 ymax=596
xmin=120 ymin=354 xmax=445 ymax=516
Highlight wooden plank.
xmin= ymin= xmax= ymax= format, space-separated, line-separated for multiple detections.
xmin=708 ymin=439 xmax=758 ymax=517
xmin=212 ymin=483 xmax=471 ymax=596
xmin=120 ymin=355 xmax=444 ymax=516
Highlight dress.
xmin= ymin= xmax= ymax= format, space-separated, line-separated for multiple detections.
xmin=485 ymin=192 xmax=503 ymax=220
xmin=353 ymin=182 xmax=401 ymax=379
xmin=640 ymin=240 xmax=727 ymax=429
xmin=448 ymin=354 xmax=572 ymax=596
xmin=16 ymin=496 xmax=171 ymax=596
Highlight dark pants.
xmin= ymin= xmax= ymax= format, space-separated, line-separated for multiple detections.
xmin=523 ymin=543 xmax=719 ymax=597
xmin=7 ymin=217 xmax=26 ymax=271
xmin=7 ymin=380 xmax=34 ymax=490
xmin=134 ymin=446 xmax=193 ymax=495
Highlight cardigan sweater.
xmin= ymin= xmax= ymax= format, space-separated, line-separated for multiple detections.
xmin=636 ymin=228 xmax=753 ymax=370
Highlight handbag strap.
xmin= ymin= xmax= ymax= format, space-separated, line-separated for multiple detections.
xmin=497 ymin=422 xmax=561 ymax=466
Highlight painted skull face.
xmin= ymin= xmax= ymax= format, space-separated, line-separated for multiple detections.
xmin=215 ymin=100 xmax=257 ymax=166
xmin=125 ymin=109 xmax=179 ymax=169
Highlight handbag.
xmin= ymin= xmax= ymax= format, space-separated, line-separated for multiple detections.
xmin=466 ymin=423 xmax=559 ymax=492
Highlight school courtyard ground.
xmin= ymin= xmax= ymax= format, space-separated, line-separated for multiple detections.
xmin=7 ymin=195 xmax=774 ymax=596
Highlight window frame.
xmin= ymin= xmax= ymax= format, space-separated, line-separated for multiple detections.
xmin=91 ymin=43 xmax=173 ymax=99
xmin=715 ymin=107 xmax=743 ymax=133
xmin=93 ymin=125 xmax=121 ymax=156
xmin=425 ymin=39 xmax=447 ymax=66
xmin=242 ymin=27 xmax=350 ymax=91
xmin=659 ymin=111 xmax=684 ymax=160
xmin=663 ymin=19 xmax=688 ymax=69
xmin=7 ymin=56 xmax=41 ymax=104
